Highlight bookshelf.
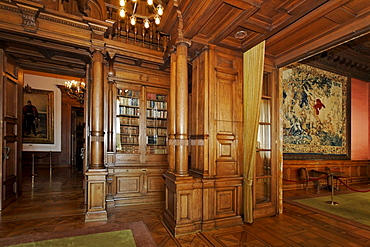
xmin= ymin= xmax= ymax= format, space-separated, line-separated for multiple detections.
xmin=146 ymin=93 xmax=168 ymax=155
xmin=113 ymin=83 xmax=169 ymax=205
xmin=116 ymin=88 xmax=141 ymax=154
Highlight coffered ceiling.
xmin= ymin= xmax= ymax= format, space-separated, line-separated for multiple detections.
xmin=302 ymin=33 xmax=370 ymax=82
xmin=0 ymin=0 xmax=369 ymax=81
xmin=0 ymin=31 xmax=90 ymax=78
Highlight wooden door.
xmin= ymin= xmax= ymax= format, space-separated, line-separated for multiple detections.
xmin=253 ymin=72 xmax=278 ymax=218
xmin=0 ymin=49 xmax=23 ymax=210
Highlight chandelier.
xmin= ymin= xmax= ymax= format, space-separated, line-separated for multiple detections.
xmin=119 ymin=0 xmax=164 ymax=28
xmin=65 ymin=80 xmax=85 ymax=105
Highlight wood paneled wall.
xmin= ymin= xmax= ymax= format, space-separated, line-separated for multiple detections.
xmin=283 ymin=160 xmax=370 ymax=191
xmin=189 ymin=45 xmax=243 ymax=231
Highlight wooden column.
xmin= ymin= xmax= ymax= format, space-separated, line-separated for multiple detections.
xmin=163 ymin=40 xmax=203 ymax=236
xmin=175 ymin=42 xmax=189 ymax=176
xmin=90 ymin=49 xmax=105 ymax=169
xmin=85 ymin=47 xmax=108 ymax=221
xmin=168 ymin=52 xmax=177 ymax=173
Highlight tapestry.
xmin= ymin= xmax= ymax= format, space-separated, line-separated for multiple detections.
xmin=281 ymin=64 xmax=349 ymax=158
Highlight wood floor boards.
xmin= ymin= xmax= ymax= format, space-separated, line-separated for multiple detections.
xmin=0 ymin=166 xmax=369 ymax=246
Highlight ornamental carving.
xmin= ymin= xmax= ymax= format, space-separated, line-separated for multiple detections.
xmin=17 ymin=3 xmax=40 ymax=32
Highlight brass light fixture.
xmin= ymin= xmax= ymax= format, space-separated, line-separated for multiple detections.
xmin=65 ymin=80 xmax=85 ymax=105
xmin=119 ymin=0 xmax=164 ymax=28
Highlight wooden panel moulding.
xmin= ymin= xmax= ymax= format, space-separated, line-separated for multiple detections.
xmin=147 ymin=175 xmax=165 ymax=193
xmin=5 ymin=122 xmax=16 ymax=136
xmin=115 ymin=154 xmax=140 ymax=164
xmin=215 ymin=188 xmax=236 ymax=218
xmin=116 ymin=175 xmax=141 ymax=195
xmin=214 ymin=47 xmax=239 ymax=71
xmin=179 ymin=193 xmax=191 ymax=221
xmin=113 ymin=63 xmax=170 ymax=88
xmin=216 ymin=161 xmax=237 ymax=177
xmin=165 ymin=186 xmax=175 ymax=218
xmin=89 ymin=183 xmax=105 ymax=210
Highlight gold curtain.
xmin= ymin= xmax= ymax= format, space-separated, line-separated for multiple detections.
xmin=243 ymin=41 xmax=265 ymax=223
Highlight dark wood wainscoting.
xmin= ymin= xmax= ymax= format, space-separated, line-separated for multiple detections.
xmin=283 ymin=160 xmax=370 ymax=191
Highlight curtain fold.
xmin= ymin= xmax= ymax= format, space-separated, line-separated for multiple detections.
xmin=243 ymin=41 xmax=265 ymax=223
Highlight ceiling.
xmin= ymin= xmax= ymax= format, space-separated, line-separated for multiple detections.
xmin=0 ymin=0 xmax=369 ymax=82
xmin=0 ymin=32 xmax=90 ymax=78
xmin=302 ymin=33 xmax=370 ymax=82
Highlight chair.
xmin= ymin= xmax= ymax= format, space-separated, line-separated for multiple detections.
xmin=299 ymin=167 xmax=321 ymax=194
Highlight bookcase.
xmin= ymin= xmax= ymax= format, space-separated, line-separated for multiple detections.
xmin=146 ymin=92 xmax=168 ymax=155
xmin=116 ymin=88 xmax=141 ymax=154
xmin=113 ymin=82 xmax=169 ymax=205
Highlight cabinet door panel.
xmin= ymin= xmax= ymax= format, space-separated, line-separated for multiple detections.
xmin=147 ymin=175 xmax=165 ymax=193
xmin=116 ymin=175 xmax=142 ymax=196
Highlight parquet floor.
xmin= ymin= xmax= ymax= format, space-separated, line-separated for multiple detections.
xmin=1 ymin=166 xmax=370 ymax=246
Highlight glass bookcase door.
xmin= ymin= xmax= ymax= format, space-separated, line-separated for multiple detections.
xmin=116 ymin=88 xmax=141 ymax=154
xmin=146 ymin=93 xmax=168 ymax=154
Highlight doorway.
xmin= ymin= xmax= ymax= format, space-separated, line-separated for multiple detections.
xmin=71 ymin=107 xmax=84 ymax=171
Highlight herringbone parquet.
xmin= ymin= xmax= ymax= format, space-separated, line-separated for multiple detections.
xmin=0 ymin=166 xmax=369 ymax=246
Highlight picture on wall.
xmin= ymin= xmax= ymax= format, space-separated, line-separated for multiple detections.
xmin=281 ymin=63 xmax=350 ymax=159
xmin=23 ymin=86 xmax=54 ymax=144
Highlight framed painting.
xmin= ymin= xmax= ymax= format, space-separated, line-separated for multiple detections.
xmin=23 ymin=86 xmax=54 ymax=144
xmin=281 ymin=63 xmax=350 ymax=160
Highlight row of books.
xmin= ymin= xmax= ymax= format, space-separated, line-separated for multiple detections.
xmin=147 ymin=93 xmax=167 ymax=101
xmin=118 ymin=97 xmax=139 ymax=106
xmin=119 ymin=106 xmax=140 ymax=116
xmin=147 ymin=136 xmax=166 ymax=145
xmin=146 ymin=109 xmax=167 ymax=118
xmin=117 ymin=145 xmax=140 ymax=154
xmin=146 ymin=100 xmax=167 ymax=110
xmin=147 ymin=128 xmax=167 ymax=136
xmin=120 ymin=136 xmax=139 ymax=144
xmin=120 ymin=126 xmax=139 ymax=135
xmin=147 ymin=119 xmax=167 ymax=127
xmin=118 ymin=89 xmax=140 ymax=98
xmin=119 ymin=116 xmax=139 ymax=126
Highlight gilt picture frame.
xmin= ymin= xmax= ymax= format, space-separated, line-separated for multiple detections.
xmin=22 ymin=86 xmax=54 ymax=144
xmin=281 ymin=63 xmax=350 ymax=160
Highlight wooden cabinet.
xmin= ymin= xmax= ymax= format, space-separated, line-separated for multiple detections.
xmin=112 ymin=82 xmax=168 ymax=205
